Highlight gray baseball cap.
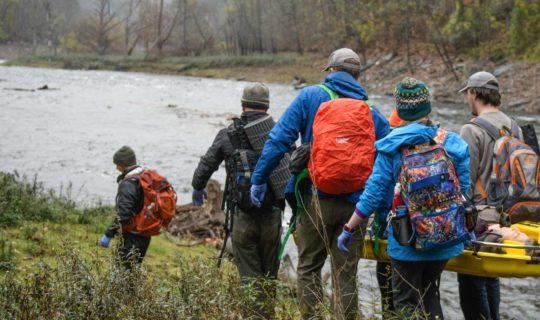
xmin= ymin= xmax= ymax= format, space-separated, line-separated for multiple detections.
xmin=458 ymin=71 xmax=499 ymax=93
xmin=322 ymin=48 xmax=361 ymax=71
xmin=241 ymin=82 xmax=269 ymax=109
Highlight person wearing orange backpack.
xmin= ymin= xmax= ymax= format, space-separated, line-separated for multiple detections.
xmin=338 ymin=78 xmax=471 ymax=319
xmin=250 ymin=48 xmax=390 ymax=319
xmin=99 ymin=146 xmax=151 ymax=269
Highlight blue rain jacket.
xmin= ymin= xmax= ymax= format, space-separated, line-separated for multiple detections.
xmin=356 ymin=123 xmax=471 ymax=261
xmin=251 ymin=71 xmax=390 ymax=203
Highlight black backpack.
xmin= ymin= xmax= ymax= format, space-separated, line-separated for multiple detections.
xmin=226 ymin=118 xmax=272 ymax=213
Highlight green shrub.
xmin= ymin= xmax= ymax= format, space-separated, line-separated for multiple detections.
xmin=0 ymin=237 xmax=14 ymax=271
xmin=0 ymin=172 xmax=77 ymax=228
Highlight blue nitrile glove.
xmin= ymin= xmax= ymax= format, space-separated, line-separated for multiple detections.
xmin=99 ymin=235 xmax=112 ymax=248
xmin=250 ymin=183 xmax=267 ymax=208
xmin=337 ymin=227 xmax=355 ymax=254
xmin=192 ymin=188 xmax=207 ymax=206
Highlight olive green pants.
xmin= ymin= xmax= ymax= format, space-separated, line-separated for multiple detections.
xmin=296 ymin=194 xmax=367 ymax=320
xmin=232 ymin=207 xmax=282 ymax=318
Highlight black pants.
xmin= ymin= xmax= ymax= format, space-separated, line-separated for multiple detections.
xmin=457 ymin=273 xmax=500 ymax=320
xmin=391 ymin=259 xmax=447 ymax=320
xmin=118 ymin=232 xmax=151 ymax=270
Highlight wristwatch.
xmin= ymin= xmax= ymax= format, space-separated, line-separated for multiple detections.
xmin=343 ymin=224 xmax=356 ymax=233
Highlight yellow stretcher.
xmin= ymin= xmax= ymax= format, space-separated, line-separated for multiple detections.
xmin=363 ymin=222 xmax=540 ymax=278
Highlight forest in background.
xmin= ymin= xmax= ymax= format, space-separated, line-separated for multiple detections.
xmin=1 ymin=0 xmax=540 ymax=68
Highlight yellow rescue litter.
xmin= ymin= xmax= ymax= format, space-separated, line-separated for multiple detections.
xmin=363 ymin=222 xmax=540 ymax=278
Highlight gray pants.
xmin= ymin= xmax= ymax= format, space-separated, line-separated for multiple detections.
xmin=232 ymin=206 xmax=282 ymax=318
xmin=296 ymin=194 xmax=367 ymax=320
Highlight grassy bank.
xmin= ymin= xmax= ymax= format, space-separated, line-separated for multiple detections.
xmin=0 ymin=172 xmax=300 ymax=319
xmin=3 ymin=53 xmax=327 ymax=84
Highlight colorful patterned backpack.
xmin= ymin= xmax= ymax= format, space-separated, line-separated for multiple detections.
xmin=399 ymin=128 xmax=468 ymax=251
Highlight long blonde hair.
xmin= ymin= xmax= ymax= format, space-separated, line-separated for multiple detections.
xmin=397 ymin=116 xmax=431 ymax=127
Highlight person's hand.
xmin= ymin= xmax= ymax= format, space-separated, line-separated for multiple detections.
xmin=250 ymin=183 xmax=267 ymax=207
xmin=337 ymin=226 xmax=355 ymax=254
xmin=99 ymin=235 xmax=112 ymax=248
xmin=192 ymin=189 xmax=207 ymax=206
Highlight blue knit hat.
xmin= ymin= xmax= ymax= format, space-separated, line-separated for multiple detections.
xmin=394 ymin=77 xmax=432 ymax=121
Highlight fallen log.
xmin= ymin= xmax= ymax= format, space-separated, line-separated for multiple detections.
xmin=167 ymin=179 xmax=226 ymax=243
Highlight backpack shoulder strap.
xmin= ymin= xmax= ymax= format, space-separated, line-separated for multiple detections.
xmin=318 ymin=84 xmax=374 ymax=108
xmin=510 ymin=119 xmax=521 ymax=139
xmin=318 ymin=84 xmax=338 ymax=100
xmin=469 ymin=117 xmax=500 ymax=141
xmin=434 ymin=128 xmax=448 ymax=145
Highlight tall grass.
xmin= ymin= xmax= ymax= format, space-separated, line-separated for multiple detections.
xmin=0 ymin=245 xmax=300 ymax=319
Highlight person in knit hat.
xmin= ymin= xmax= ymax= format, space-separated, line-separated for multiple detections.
xmin=394 ymin=77 xmax=432 ymax=121
xmin=99 ymin=146 xmax=150 ymax=270
xmin=338 ymin=77 xmax=471 ymax=319
xmin=191 ymin=82 xmax=283 ymax=318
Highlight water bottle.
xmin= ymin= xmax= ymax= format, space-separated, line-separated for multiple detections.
xmin=392 ymin=205 xmax=413 ymax=246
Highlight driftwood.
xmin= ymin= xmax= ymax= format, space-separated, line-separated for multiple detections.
xmin=167 ymin=179 xmax=226 ymax=245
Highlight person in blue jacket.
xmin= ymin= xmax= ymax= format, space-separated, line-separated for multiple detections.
xmin=338 ymin=77 xmax=471 ymax=320
xmin=250 ymin=48 xmax=390 ymax=319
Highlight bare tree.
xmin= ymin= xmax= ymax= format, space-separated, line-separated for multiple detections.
xmin=124 ymin=0 xmax=143 ymax=56
xmin=78 ymin=0 xmax=124 ymax=55
xmin=146 ymin=0 xmax=182 ymax=57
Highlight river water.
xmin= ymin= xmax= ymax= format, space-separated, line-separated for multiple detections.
xmin=1 ymin=66 xmax=538 ymax=319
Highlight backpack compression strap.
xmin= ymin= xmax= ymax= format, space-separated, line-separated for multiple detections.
xmin=317 ymin=84 xmax=373 ymax=108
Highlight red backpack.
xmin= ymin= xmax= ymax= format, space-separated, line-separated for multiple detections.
xmin=308 ymin=85 xmax=376 ymax=194
xmin=122 ymin=170 xmax=177 ymax=237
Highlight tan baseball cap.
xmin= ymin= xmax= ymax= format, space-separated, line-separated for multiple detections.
xmin=322 ymin=48 xmax=361 ymax=71
xmin=458 ymin=71 xmax=499 ymax=93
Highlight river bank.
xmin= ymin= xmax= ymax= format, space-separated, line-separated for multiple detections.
xmin=3 ymin=51 xmax=539 ymax=113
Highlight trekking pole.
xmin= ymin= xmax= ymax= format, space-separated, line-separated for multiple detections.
xmin=217 ymin=176 xmax=231 ymax=268
xmin=217 ymin=207 xmax=233 ymax=268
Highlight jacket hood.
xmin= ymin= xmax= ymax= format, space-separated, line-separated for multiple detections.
xmin=375 ymin=123 xmax=439 ymax=154
xmin=118 ymin=166 xmax=143 ymax=182
xmin=324 ymin=71 xmax=369 ymax=100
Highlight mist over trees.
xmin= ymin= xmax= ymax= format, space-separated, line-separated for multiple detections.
xmin=1 ymin=0 xmax=540 ymax=61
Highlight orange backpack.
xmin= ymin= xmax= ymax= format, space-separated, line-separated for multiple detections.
xmin=122 ymin=170 xmax=177 ymax=237
xmin=308 ymin=85 xmax=376 ymax=194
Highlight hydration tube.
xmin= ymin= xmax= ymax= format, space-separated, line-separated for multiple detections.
xmin=278 ymin=168 xmax=309 ymax=261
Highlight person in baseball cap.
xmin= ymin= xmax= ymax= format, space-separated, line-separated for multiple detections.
xmin=457 ymin=70 xmax=516 ymax=320
xmin=249 ymin=46 xmax=390 ymax=319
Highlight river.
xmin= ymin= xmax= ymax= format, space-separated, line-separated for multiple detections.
xmin=1 ymin=66 xmax=538 ymax=319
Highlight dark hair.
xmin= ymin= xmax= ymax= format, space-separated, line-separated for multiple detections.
xmin=335 ymin=58 xmax=361 ymax=79
xmin=469 ymin=84 xmax=501 ymax=107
